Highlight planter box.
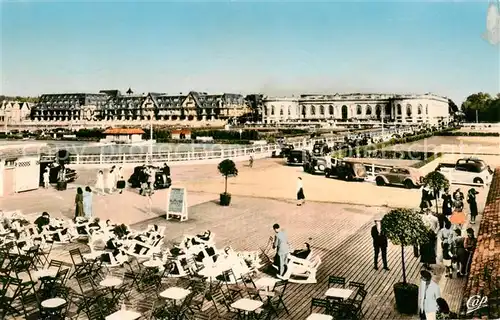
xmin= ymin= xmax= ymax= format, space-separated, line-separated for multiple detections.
xmin=220 ymin=193 xmax=231 ymax=206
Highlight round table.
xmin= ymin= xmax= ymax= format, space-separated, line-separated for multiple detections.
xmin=100 ymin=277 xmax=123 ymax=288
xmin=143 ymin=259 xmax=163 ymax=268
xmin=41 ymin=297 xmax=67 ymax=318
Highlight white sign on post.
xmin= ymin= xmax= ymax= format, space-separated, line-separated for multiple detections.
xmin=166 ymin=187 xmax=188 ymax=221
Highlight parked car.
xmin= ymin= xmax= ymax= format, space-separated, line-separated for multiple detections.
xmin=324 ymin=158 xmax=367 ymax=181
xmin=375 ymin=167 xmax=423 ymax=189
xmin=312 ymin=142 xmax=331 ymax=156
xmin=128 ymin=165 xmax=172 ymax=189
xmin=435 ymin=157 xmax=493 ymax=185
xmin=303 ymin=155 xmax=328 ymax=174
xmin=39 ymin=161 xmax=78 ymax=184
xmin=279 ymin=144 xmax=295 ymax=158
xmin=287 ymin=150 xmax=310 ymax=165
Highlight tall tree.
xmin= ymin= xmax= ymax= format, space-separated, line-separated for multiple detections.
xmin=461 ymin=92 xmax=497 ymax=122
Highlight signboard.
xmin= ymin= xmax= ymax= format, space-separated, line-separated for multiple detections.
xmin=166 ymin=187 xmax=188 ymax=221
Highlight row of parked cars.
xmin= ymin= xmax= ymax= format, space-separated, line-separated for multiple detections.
xmin=282 ymin=141 xmax=493 ymax=188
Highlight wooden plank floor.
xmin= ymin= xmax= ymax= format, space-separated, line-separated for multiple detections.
xmin=9 ymin=196 xmax=452 ymax=320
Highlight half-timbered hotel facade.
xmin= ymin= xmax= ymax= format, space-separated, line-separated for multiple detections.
xmin=261 ymin=93 xmax=451 ymax=125
xmin=30 ymin=90 xmax=249 ymax=122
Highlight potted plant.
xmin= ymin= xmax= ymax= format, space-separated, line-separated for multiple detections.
xmin=382 ymin=208 xmax=430 ymax=314
xmin=422 ymin=171 xmax=450 ymax=214
xmin=217 ymin=159 xmax=238 ymax=206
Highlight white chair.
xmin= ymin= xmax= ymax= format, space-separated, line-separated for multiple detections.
xmin=282 ymin=256 xmax=321 ymax=284
xmin=126 ymin=237 xmax=164 ymax=260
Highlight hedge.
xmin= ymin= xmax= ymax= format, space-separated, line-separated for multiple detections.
xmin=434 ymin=131 xmax=499 ymax=137
xmin=332 ymin=132 xmax=436 ymax=158
xmin=191 ymin=129 xmax=259 ymax=140
xmin=331 ymin=128 xmax=462 ymax=159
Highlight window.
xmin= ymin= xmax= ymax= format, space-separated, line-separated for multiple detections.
xmin=418 ymin=104 xmax=423 ymax=115
xmin=426 ymin=105 xmax=428 ymax=114
xmin=280 ymin=107 xmax=284 ymax=116
xmin=406 ymin=104 xmax=412 ymax=117
xmin=311 ymin=105 xmax=316 ymax=115
xmin=288 ymin=106 xmax=291 ymax=115
xmin=319 ymin=105 xmax=324 ymax=115
xmin=356 ymin=105 xmax=362 ymax=115
xmin=397 ymin=104 xmax=402 ymax=115
xmin=365 ymin=105 xmax=372 ymax=115
xmin=329 ymin=105 xmax=334 ymax=115
xmin=271 ymin=105 xmax=275 ymax=115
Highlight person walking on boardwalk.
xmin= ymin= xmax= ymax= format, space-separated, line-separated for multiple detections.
xmin=296 ymin=177 xmax=305 ymax=206
xmin=467 ymin=188 xmax=479 ymax=224
xmin=452 ymin=188 xmax=464 ymax=211
xmin=249 ymin=155 xmax=254 ymax=168
xmin=43 ymin=168 xmax=50 ymax=189
xmin=419 ymin=270 xmax=441 ymax=320
xmin=83 ymin=186 xmax=93 ymax=219
xmin=270 ymin=223 xmax=290 ymax=278
xmin=418 ymin=210 xmax=439 ymax=270
xmin=441 ymin=188 xmax=453 ymax=217
xmin=463 ymin=228 xmax=477 ymax=276
xmin=371 ymin=219 xmax=389 ymax=271
xmin=95 ymin=170 xmax=104 ymax=195
xmin=107 ymin=167 xmax=116 ymax=194
xmin=74 ymin=187 xmax=84 ymax=219
xmin=116 ymin=167 xmax=125 ymax=194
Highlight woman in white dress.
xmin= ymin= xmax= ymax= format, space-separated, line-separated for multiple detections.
xmin=95 ymin=170 xmax=104 ymax=195
xmin=107 ymin=168 xmax=116 ymax=194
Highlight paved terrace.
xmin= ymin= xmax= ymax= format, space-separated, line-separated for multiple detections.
xmin=2 ymin=157 xmax=493 ymax=319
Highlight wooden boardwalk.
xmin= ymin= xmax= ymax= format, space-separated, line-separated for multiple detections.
xmin=13 ymin=197 xmax=438 ymax=320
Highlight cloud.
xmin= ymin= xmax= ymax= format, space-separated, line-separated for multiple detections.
xmin=483 ymin=1 xmax=500 ymax=46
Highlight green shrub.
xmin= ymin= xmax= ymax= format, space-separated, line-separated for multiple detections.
xmin=434 ymin=131 xmax=499 ymax=137
xmin=75 ymin=129 xmax=104 ymax=139
xmin=332 ymin=129 xmax=454 ymax=159
xmin=191 ymin=129 xmax=259 ymax=140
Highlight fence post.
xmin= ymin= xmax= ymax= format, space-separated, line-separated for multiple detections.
xmin=99 ymin=154 xmax=103 ymax=165
xmin=122 ymin=154 xmax=126 ymax=165
xmin=76 ymin=154 xmax=79 ymax=165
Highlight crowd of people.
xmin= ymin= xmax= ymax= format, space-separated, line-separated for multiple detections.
xmin=415 ymin=185 xmax=479 ymax=320
xmin=94 ymin=165 xmax=125 ymax=195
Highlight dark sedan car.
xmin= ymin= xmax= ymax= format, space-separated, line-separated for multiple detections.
xmin=39 ymin=162 xmax=78 ymax=185
xmin=128 ymin=165 xmax=171 ymax=189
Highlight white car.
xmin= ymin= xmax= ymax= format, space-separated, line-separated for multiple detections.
xmin=436 ymin=158 xmax=493 ymax=185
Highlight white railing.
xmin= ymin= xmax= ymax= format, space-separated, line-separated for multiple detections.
xmin=38 ymin=129 xmax=403 ymax=165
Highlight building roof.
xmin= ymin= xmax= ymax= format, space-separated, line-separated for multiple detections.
xmin=171 ymin=129 xmax=192 ymax=134
xmin=103 ymin=128 xmax=145 ymax=135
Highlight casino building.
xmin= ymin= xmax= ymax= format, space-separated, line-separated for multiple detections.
xmin=261 ymin=93 xmax=451 ymax=125
xmin=30 ymin=89 xmax=250 ymax=122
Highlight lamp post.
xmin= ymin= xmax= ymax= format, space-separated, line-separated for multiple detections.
xmin=149 ymin=115 xmax=153 ymax=165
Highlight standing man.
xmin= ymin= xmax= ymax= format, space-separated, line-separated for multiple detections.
xmin=371 ymin=220 xmax=389 ymax=271
xmin=271 ymin=223 xmax=289 ymax=279
xmin=419 ymin=270 xmax=441 ymax=320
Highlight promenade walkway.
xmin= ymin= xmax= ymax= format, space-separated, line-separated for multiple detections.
xmin=2 ymin=156 xmax=495 ymax=319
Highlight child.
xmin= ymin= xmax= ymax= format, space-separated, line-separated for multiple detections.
xmin=442 ymin=242 xmax=453 ymax=278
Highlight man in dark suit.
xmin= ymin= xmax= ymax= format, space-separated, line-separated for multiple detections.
xmin=371 ymin=219 xmax=389 ymax=271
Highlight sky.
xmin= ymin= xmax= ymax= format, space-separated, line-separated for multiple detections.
xmin=1 ymin=1 xmax=499 ymax=105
